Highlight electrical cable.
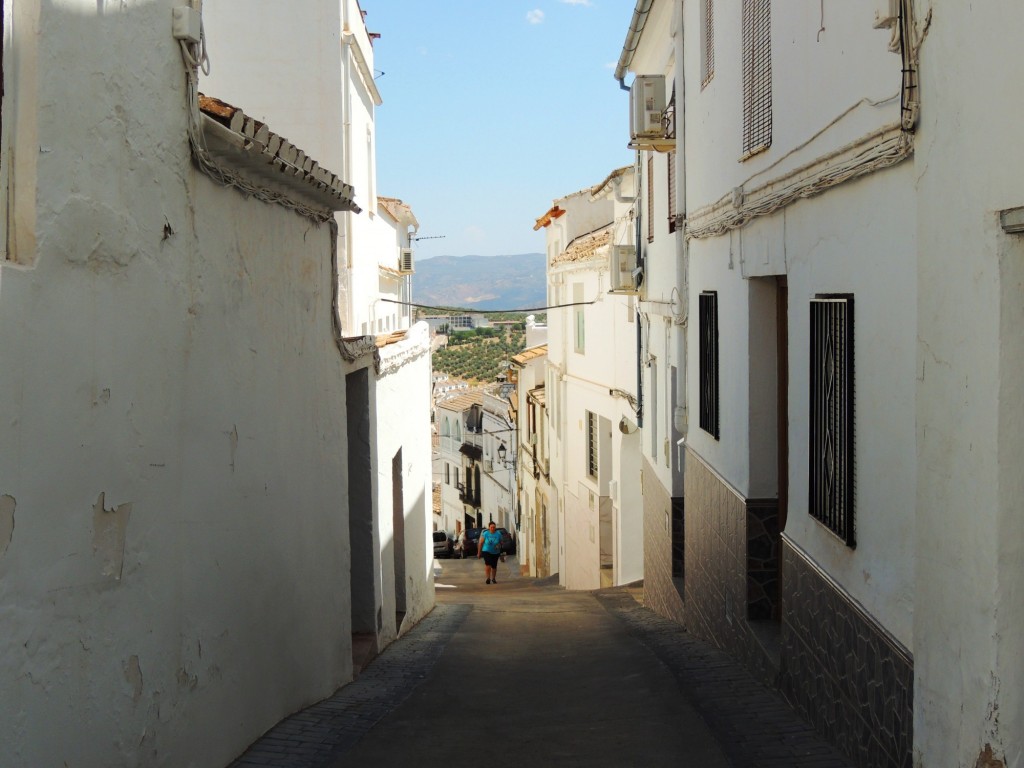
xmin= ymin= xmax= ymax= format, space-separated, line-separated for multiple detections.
xmin=684 ymin=1 xmax=929 ymax=243
xmin=379 ymin=298 xmax=595 ymax=314
xmin=177 ymin=23 xmax=334 ymax=224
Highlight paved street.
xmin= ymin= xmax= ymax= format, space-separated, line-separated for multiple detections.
xmin=229 ymin=557 xmax=853 ymax=768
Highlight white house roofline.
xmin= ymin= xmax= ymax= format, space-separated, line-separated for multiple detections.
xmin=199 ymin=95 xmax=361 ymax=214
xmin=614 ymin=0 xmax=655 ymax=83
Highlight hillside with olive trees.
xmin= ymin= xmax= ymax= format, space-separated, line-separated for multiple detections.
xmin=431 ymin=326 xmax=527 ymax=384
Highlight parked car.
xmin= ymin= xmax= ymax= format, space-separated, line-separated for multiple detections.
xmin=497 ymin=527 xmax=516 ymax=555
xmin=457 ymin=528 xmax=482 ymax=558
xmin=433 ymin=530 xmax=453 ymax=559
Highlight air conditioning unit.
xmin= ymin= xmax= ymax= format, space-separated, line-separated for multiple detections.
xmin=398 ymin=247 xmax=414 ymax=274
xmin=630 ymin=75 xmax=666 ymax=140
xmin=610 ymin=244 xmax=639 ymax=294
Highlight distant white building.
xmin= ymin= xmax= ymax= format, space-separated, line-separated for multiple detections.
xmin=436 ymin=393 xmax=483 ymax=536
xmin=510 ymin=340 xmax=554 ymax=578
xmin=536 ymin=167 xmax=643 ymax=590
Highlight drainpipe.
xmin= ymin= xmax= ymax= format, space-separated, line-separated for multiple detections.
xmin=672 ymin=1 xmax=689 ymax=467
xmin=635 ymin=151 xmax=644 ymax=429
xmin=614 ymin=0 xmax=655 ymax=91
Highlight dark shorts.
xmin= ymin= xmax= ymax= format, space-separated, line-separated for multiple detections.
xmin=482 ymin=551 xmax=500 ymax=568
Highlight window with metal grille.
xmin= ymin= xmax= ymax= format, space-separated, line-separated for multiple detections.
xmin=586 ymin=410 xmax=598 ymax=478
xmin=698 ymin=291 xmax=720 ymax=439
xmin=809 ymin=296 xmax=855 ymax=546
xmin=741 ymin=0 xmax=771 ymax=158
xmin=701 ymin=0 xmax=714 ymax=89
xmin=647 ymin=154 xmax=654 ymax=242
xmin=667 ymin=151 xmax=677 ymax=233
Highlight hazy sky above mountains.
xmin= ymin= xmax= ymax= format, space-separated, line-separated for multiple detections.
xmin=367 ymin=1 xmax=635 ymax=260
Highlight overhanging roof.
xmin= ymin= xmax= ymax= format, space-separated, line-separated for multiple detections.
xmin=199 ymin=95 xmax=360 ymax=215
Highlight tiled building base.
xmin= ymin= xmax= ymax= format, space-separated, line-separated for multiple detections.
xmin=682 ymin=449 xmax=780 ymax=687
xmin=779 ymin=538 xmax=913 ymax=768
xmin=642 ymin=458 xmax=685 ymax=626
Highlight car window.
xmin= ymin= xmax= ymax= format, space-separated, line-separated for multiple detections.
xmin=433 ymin=532 xmax=447 ymax=542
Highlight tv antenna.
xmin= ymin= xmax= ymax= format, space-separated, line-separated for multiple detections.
xmin=412 ymin=234 xmax=446 ymax=242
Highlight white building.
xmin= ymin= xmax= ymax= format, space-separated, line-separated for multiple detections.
xmin=510 ymin=337 xmax=554 ymax=578
xmin=436 ymin=392 xmax=482 ymax=537
xmin=0 ymin=2 xmax=364 ymax=765
xmin=203 ymin=0 xmax=434 ymax=660
xmin=536 ymin=168 xmax=643 ymax=590
xmin=480 ymin=391 xmax=517 ymax=537
xmin=434 ymin=390 xmax=517 ymax=540
xmin=616 ymin=1 xmax=1024 ymax=767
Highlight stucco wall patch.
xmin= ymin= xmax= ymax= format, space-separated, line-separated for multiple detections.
xmin=0 ymin=495 xmax=15 ymax=557
xmin=41 ymin=195 xmax=141 ymax=268
xmin=974 ymin=744 xmax=1005 ymax=768
xmin=124 ymin=655 xmax=144 ymax=704
xmin=92 ymin=493 xmax=131 ymax=581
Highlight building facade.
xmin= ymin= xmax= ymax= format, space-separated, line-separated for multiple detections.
xmin=537 ymin=169 xmax=644 ymax=590
xmin=616 ymin=1 xmax=1024 ymax=767
xmin=510 ymin=339 xmax=554 ymax=578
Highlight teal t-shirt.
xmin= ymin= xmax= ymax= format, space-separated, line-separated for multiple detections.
xmin=480 ymin=530 xmax=502 ymax=554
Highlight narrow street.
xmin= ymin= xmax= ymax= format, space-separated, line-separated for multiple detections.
xmin=230 ymin=561 xmax=853 ymax=768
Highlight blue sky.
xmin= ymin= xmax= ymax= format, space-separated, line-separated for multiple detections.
xmin=366 ymin=1 xmax=636 ymax=260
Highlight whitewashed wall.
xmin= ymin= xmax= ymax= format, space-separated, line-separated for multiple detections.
xmin=372 ymin=325 xmax=435 ymax=639
xmin=549 ymin=254 xmax=642 ymax=590
xmin=203 ymin=0 xmax=383 ymax=337
xmin=0 ymin=2 xmax=353 ymax=765
xmin=681 ymin=0 xmax=916 ymax=647
xmin=628 ymin=1 xmax=681 ymax=499
xmin=514 ymin=349 xmax=547 ymax=577
xmin=683 ymin=2 xmax=903 ymax=215
xmin=914 ymin=2 xmax=1024 ymax=765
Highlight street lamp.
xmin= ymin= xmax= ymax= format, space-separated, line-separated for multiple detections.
xmin=497 ymin=441 xmax=507 ymax=466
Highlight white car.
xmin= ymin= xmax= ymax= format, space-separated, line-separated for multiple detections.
xmin=432 ymin=531 xmax=453 ymax=559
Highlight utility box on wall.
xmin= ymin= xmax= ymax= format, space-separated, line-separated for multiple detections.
xmin=630 ymin=75 xmax=666 ymax=140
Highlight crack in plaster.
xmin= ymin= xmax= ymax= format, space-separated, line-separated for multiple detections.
xmin=92 ymin=492 xmax=131 ymax=582
xmin=0 ymin=495 xmax=15 ymax=558
xmin=229 ymin=425 xmax=238 ymax=472
xmin=124 ymin=654 xmax=144 ymax=703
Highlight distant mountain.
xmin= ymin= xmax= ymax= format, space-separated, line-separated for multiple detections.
xmin=412 ymin=253 xmax=546 ymax=312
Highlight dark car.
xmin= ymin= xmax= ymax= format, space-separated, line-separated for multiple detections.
xmin=497 ymin=527 xmax=516 ymax=555
xmin=432 ymin=530 xmax=453 ymax=559
xmin=458 ymin=528 xmax=483 ymax=558
xmin=460 ymin=527 xmax=515 ymax=557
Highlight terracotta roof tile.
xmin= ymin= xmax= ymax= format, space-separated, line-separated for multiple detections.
xmin=511 ymin=344 xmax=548 ymax=366
xmin=552 ymin=225 xmax=612 ymax=266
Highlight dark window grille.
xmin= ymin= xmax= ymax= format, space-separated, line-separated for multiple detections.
xmin=647 ymin=154 xmax=654 ymax=243
xmin=809 ymin=296 xmax=855 ymax=546
xmin=586 ymin=410 xmax=598 ymax=478
xmin=741 ymin=0 xmax=772 ymax=158
xmin=701 ymin=0 xmax=714 ymax=88
xmin=667 ymin=150 xmax=677 ymax=233
xmin=699 ymin=291 xmax=720 ymax=439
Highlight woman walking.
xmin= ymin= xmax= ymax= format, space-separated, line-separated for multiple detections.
xmin=477 ymin=521 xmax=503 ymax=584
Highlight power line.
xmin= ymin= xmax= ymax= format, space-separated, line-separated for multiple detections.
xmin=380 ymin=299 xmax=598 ymax=313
